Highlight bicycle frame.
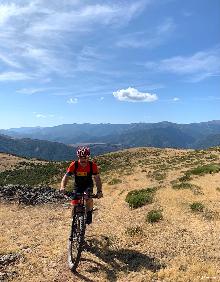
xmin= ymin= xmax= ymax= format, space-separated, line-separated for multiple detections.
xmin=66 ymin=190 xmax=97 ymax=272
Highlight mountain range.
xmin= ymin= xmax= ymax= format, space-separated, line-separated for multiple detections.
xmin=1 ymin=121 xmax=220 ymax=160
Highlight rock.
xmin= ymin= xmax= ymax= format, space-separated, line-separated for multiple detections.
xmin=0 ymin=253 xmax=20 ymax=267
xmin=0 ymin=185 xmax=65 ymax=205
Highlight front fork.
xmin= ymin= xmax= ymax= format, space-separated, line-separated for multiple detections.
xmin=69 ymin=206 xmax=86 ymax=242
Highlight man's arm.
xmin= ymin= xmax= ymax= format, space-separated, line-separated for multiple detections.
xmin=60 ymin=174 xmax=69 ymax=191
xmin=93 ymin=174 xmax=103 ymax=198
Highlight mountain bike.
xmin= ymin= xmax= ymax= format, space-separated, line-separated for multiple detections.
xmin=64 ymin=190 xmax=97 ymax=272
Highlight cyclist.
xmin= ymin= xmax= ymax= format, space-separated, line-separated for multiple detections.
xmin=60 ymin=146 xmax=103 ymax=224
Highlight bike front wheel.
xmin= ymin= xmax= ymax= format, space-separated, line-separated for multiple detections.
xmin=67 ymin=213 xmax=86 ymax=272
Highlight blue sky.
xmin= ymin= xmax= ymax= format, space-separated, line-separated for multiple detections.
xmin=0 ymin=0 xmax=219 ymax=129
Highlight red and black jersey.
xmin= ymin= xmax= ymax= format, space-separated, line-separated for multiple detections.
xmin=66 ymin=160 xmax=98 ymax=189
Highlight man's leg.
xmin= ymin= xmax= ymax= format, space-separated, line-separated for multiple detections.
xmin=86 ymin=198 xmax=93 ymax=224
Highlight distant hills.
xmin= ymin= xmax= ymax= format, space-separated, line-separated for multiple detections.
xmin=0 ymin=134 xmax=123 ymax=161
xmin=0 ymin=134 xmax=74 ymax=161
xmin=0 ymin=121 xmax=220 ymax=160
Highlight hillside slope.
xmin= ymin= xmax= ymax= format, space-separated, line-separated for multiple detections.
xmin=1 ymin=147 xmax=220 ymax=281
xmin=0 ymin=134 xmax=124 ymax=161
xmin=0 ymin=134 xmax=74 ymax=161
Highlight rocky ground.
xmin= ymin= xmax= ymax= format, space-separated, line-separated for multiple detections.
xmin=0 ymin=185 xmax=64 ymax=205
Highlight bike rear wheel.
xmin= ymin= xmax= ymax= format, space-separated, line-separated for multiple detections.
xmin=68 ymin=212 xmax=86 ymax=271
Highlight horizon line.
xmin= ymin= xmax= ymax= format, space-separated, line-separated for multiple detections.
xmin=1 ymin=119 xmax=220 ymax=130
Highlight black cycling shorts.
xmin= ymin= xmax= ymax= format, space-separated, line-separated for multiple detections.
xmin=73 ymin=186 xmax=93 ymax=195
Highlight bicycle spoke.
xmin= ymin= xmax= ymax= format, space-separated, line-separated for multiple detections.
xmin=68 ymin=214 xmax=86 ymax=272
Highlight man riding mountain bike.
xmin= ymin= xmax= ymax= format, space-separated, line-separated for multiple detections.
xmin=60 ymin=146 xmax=103 ymax=224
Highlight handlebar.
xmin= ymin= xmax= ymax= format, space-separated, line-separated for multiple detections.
xmin=62 ymin=190 xmax=98 ymax=199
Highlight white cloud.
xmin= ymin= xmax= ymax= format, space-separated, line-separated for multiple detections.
xmin=0 ymin=71 xmax=32 ymax=81
xmin=67 ymin=98 xmax=78 ymax=104
xmin=117 ymin=18 xmax=175 ymax=48
xmin=144 ymin=48 xmax=220 ymax=82
xmin=173 ymin=97 xmax=180 ymax=101
xmin=0 ymin=2 xmax=32 ymax=25
xmin=16 ymin=88 xmax=45 ymax=95
xmin=34 ymin=112 xmax=55 ymax=118
xmin=113 ymin=87 xmax=158 ymax=102
xmin=36 ymin=114 xmax=46 ymax=118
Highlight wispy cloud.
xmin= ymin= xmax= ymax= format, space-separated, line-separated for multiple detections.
xmin=0 ymin=71 xmax=32 ymax=81
xmin=0 ymin=53 xmax=21 ymax=68
xmin=16 ymin=86 xmax=66 ymax=95
xmin=143 ymin=48 xmax=220 ymax=82
xmin=67 ymin=98 xmax=78 ymax=104
xmin=35 ymin=114 xmax=46 ymax=118
xmin=0 ymin=0 xmax=147 ymax=81
xmin=34 ymin=112 xmax=55 ymax=118
xmin=116 ymin=18 xmax=175 ymax=48
xmin=16 ymin=88 xmax=46 ymax=95
xmin=26 ymin=2 xmax=146 ymax=36
xmin=113 ymin=87 xmax=158 ymax=102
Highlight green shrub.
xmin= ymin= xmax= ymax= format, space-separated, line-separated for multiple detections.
xmin=154 ymin=171 xmax=166 ymax=181
xmin=172 ymin=182 xmax=194 ymax=190
xmin=178 ymin=174 xmax=192 ymax=182
xmin=187 ymin=164 xmax=220 ymax=176
xmin=125 ymin=226 xmax=143 ymax=237
xmin=125 ymin=188 xmax=156 ymax=209
xmin=146 ymin=210 xmax=163 ymax=223
xmin=0 ymin=162 xmax=66 ymax=186
xmin=190 ymin=202 xmax=204 ymax=212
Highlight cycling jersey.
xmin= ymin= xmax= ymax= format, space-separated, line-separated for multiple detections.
xmin=66 ymin=161 xmax=98 ymax=191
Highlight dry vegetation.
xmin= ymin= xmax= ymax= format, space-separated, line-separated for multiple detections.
xmin=0 ymin=153 xmax=48 ymax=173
xmin=1 ymin=147 xmax=220 ymax=281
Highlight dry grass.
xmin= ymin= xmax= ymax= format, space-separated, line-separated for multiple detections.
xmin=1 ymin=147 xmax=220 ymax=281
xmin=0 ymin=153 xmax=47 ymax=173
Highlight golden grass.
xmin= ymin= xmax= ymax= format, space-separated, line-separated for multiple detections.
xmin=0 ymin=153 xmax=47 ymax=173
xmin=1 ymin=147 xmax=220 ymax=281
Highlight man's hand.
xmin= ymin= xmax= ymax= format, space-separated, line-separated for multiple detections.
xmin=96 ymin=191 xmax=103 ymax=199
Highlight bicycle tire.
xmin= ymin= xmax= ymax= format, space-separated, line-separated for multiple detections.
xmin=67 ymin=211 xmax=86 ymax=271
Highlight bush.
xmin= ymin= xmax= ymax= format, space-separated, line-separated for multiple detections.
xmin=178 ymin=175 xmax=192 ymax=182
xmin=187 ymin=164 xmax=220 ymax=176
xmin=0 ymin=162 xmax=66 ymax=186
xmin=190 ymin=202 xmax=204 ymax=212
xmin=125 ymin=188 xmax=156 ymax=209
xmin=146 ymin=210 xmax=163 ymax=223
xmin=172 ymin=182 xmax=194 ymax=190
